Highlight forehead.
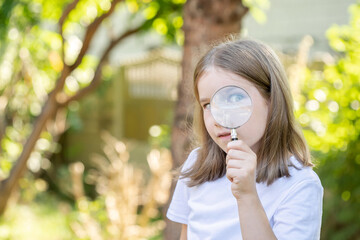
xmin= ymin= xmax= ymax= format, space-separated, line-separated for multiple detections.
xmin=197 ymin=67 xmax=255 ymax=99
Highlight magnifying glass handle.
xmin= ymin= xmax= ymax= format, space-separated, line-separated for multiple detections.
xmin=231 ymin=129 xmax=238 ymax=141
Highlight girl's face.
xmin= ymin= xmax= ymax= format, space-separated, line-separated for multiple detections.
xmin=197 ymin=67 xmax=269 ymax=154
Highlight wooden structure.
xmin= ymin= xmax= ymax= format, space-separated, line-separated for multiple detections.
xmin=61 ymin=48 xmax=181 ymax=163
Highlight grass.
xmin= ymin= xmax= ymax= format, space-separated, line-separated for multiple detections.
xmin=0 ymin=194 xmax=74 ymax=240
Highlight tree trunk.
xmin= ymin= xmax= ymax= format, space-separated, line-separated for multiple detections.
xmin=165 ymin=0 xmax=249 ymax=239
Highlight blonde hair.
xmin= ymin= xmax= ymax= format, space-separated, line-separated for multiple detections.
xmin=181 ymin=38 xmax=312 ymax=186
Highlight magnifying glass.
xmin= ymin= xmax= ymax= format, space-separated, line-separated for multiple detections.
xmin=210 ymin=85 xmax=253 ymax=141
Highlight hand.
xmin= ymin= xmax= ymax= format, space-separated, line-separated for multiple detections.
xmin=226 ymin=140 xmax=257 ymax=200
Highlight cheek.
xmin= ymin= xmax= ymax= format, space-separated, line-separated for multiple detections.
xmin=203 ymin=111 xmax=210 ymax=126
xmin=252 ymin=103 xmax=269 ymax=135
xmin=243 ymin=101 xmax=268 ymax=135
xmin=203 ymin=111 xmax=214 ymax=133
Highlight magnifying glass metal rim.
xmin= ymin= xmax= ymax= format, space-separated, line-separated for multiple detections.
xmin=210 ymin=85 xmax=253 ymax=140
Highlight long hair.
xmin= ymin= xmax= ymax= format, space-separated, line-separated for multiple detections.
xmin=181 ymin=38 xmax=312 ymax=186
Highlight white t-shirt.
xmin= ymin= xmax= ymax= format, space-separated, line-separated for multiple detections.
xmin=167 ymin=148 xmax=323 ymax=240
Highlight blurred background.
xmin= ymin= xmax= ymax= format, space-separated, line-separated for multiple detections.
xmin=0 ymin=0 xmax=359 ymax=239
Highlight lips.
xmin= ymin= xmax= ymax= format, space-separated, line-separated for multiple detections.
xmin=217 ymin=132 xmax=231 ymax=138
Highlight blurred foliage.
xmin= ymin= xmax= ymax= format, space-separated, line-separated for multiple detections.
xmin=0 ymin=0 xmax=39 ymax=57
xmin=0 ymin=198 xmax=74 ymax=240
xmin=0 ymin=175 xmax=74 ymax=239
xmin=148 ymin=124 xmax=171 ymax=149
xmin=126 ymin=0 xmax=186 ymax=45
xmin=0 ymin=0 xmax=184 ymax=179
xmin=294 ymin=3 xmax=360 ymax=239
xmin=68 ymin=132 xmax=172 ymax=239
xmin=243 ymin=0 xmax=270 ymax=24
xmin=0 ymin=0 xmax=183 ymax=232
xmin=0 ymin=132 xmax=172 ymax=240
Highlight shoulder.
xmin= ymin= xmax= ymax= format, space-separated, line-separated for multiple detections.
xmin=266 ymin=157 xmax=323 ymax=239
xmin=261 ymin=156 xmax=323 ymax=205
xmin=288 ymin=156 xmax=322 ymax=187
xmin=270 ymin=156 xmax=324 ymax=208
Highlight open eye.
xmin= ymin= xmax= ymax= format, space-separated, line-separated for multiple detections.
xmin=202 ymin=103 xmax=210 ymax=110
xmin=228 ymin=93 xmax=245 ymax=103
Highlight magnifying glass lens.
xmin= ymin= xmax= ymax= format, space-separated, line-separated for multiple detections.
xmin=210 ymin=85 xmax=253 ymax=129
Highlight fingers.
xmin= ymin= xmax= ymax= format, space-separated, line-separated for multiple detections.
xmin=225 ymin=141 xmax=258 ymax=198
xmin=226 ymin=161 xmax=256 ymax=185
xmin=226 ymin=149 xmax=251 ymax=164
xmin=226 ymin=168 xmax=245 ymax=183
xmin=227 ymin=140 xmax=254 ymax=154
xmin=226 ymin=140 xmax=256 ymax=165
xmin=225 ymin=140 xmax=257 ymax=185
xmin=226 ymin=158 xmax=256 ymax=172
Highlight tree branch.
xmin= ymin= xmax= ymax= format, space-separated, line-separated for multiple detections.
xmin=0 ymin=0 xmax=96 ymax=213
xmin=0 ymin=92 xmax=59 ymax=214
xmin=69 ymin=0 xmax=123 ymax=71
xmin=52 ymin=0 xmax=123 ymax=103
xmin=59 ymin=0 xmax=80 ymax=29
xmin=58 ymin=25 xmax=143 ymax=107
xmin=59 ymin=0 xmax=80 ymax=63
xmin=0 ymin=0 xmax=143 ymax=215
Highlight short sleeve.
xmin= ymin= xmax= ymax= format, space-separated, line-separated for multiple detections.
xmin=272 ymin=179 xmax=324 ymax=240
xmin=166 ymin=149 xmax=198 ymax=224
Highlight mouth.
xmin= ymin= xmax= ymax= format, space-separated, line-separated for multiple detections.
xmin=217 ymin=132 xmax=231 ymax=139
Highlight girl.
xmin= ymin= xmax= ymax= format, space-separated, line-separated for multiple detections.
xmin=167 ymin=39 xmax=323 ymax=240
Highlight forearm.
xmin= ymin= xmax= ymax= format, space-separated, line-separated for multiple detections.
xmin=237 ymin=193 xmax=277 ymax=240
xmin=180 ymin=224 xmax=187 ymax=240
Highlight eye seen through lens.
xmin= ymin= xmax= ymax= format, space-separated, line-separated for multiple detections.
xmin=228 ymin=92 xmax=245 ymax=103
xmin=210 ymin=85 xmax=253 ymax=129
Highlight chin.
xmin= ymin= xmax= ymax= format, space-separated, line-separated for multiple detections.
xmin=218 ymin=144 xmax=228 ymax=153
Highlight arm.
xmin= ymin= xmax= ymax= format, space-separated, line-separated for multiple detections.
xmin=226 ymin=140 xmax=277 ymax=240
xmin=236 ymin=193 xmax=276 ymax=240
xmin=167 ymin=150 xmax=197 ymax=239
xmin=180 ymin=224 xmax=187 ymax=240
